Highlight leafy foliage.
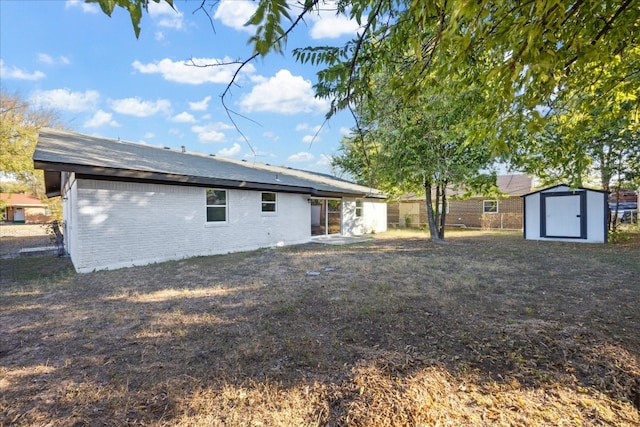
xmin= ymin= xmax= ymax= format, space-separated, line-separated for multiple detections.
xmin=509 ymin=52 xmax=640 ymax=191
xmin=0 ymin=90 xmax=64 ymax=214
xmin=93 ymin=0 xmax=639 ymax=196
xmin=89 ymin=0 xmax=174 ymax=38
xmin=333 ymin=71 xmax=498 ymax=240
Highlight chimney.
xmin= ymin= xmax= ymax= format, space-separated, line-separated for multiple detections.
xmin=181 ymin=145 xmax=186 ymax=153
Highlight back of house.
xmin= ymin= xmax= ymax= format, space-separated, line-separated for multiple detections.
xmin=33 ymin=129 xmax=387 ymax=272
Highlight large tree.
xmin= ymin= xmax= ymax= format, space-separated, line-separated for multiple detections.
xmin=94 ymin=0 xmax=639 ymax=138
xmin=333 ymin=72 xmax=498 ymax=241
xmin=0 ymin=90 xmax=63 ymax=200
xmin=93 ymin=1 xmax=639 ymax=198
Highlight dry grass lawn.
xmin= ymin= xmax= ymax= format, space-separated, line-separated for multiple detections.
xmin=1 ymin=229 xmax=639 ymax=426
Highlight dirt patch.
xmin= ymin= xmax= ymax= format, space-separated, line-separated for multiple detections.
xmin=1 ymin=230 xmax=639 ymax=426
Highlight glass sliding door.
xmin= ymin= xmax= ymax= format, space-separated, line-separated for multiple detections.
xmin=310 ymin=198 xmax=342 ymax=236
xmin=327 ymin=199 xmax=341 ymax=234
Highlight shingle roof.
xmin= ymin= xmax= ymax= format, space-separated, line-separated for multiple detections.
xmin=496 ymin=174 xmax=533 ymax=196
xmin=33 ymin=128 xmax=386 ymax=199
xmin=399 ymin=174 xmax=533 ymax=200
xmin=0 ymin=193 xmax=46 ymax=206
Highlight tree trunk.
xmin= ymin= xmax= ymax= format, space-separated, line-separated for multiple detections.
xmin=439 ymin=183 xmax=448 ymax=239
xmin=424 ymin=180 xmax=443 ymax=241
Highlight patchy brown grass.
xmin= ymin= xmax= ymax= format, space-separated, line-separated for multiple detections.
xmin=1 ymin=229 xmax=639 ymax=426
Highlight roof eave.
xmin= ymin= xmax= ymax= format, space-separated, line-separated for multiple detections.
xmin=34 ymin=160 xmax=324 ymax=195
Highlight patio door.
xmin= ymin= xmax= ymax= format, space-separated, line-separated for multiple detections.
xmin=310 ymin=198 xmax=342 ymax=236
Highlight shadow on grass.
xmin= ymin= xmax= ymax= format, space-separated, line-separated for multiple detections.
xmin=0 ymin=255 xmax=75 ymax=286
xmin=1 ymin=233 xmax=639 ymax=425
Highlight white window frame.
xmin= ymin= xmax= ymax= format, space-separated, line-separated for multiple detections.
xmin=355 ymin=199 xmax=363 ymax=218
xmin=206 ymin=189 xmax=227 ymax=223
xmin=261 ymin=192 xmax=277 ymax=213
xmin=483 ymin=200 xmax=498 ymax=214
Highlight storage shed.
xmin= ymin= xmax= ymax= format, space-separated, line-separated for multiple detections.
xmin=522 ymin=184 xmax=608 ymax=243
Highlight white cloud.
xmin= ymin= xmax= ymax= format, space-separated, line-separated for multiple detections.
xmin=84 ymin=109 xmax=120 ymax=128
xmin=192 ymin=122 xmax=233 ymax=143
xmin=302 ymin=134 xmax=321 ymax=144
xmin=309 ymin=14 xmax=360 ymax=39
xmin=65 ymin=0 xmax=99 ymax=13
xmin=37 ymin=53 xmax=69 ymax=65
xmin=214 ymin=1 xmax=257 ymax=33
xmin=0 ymin=60 xmax=45 ymax=81
xmin=305 ymin=2 xmax=360 ymax=39
xmin=296 ymin=122 xmax=322 ymax=133
xmin=132 ymin=57 xmax=255 ymax=84
xmin=263 ymin=131 xmax=280 ymax=142
xmin=109 ymin=97 xmax=171 ymax=117
xmin=218 ymin=143 xmax=241 ymax=157
xmin=144 ymin=132 xmax=156 ymax=139
xmin=172 ymin=111 xmax=196 ymax=123
xmin=240 ymin=69 xmax=329 ymax=114
xmin=189 ymin=96 xmax=212 ymax=111
xmin=168 ymin=128 xmax=183 ymax=137
xmin=148 ymin=1 xmax=184 ymax=30
xmin=339 ymin=126 xmax=351 ymax=135
xmin=30 ymin=88 xmax=99 ymax=112
xmin=288 ymin=152 xmax=315 ymax=162
xmin=316 ymin=154 xmax=332 ymax=167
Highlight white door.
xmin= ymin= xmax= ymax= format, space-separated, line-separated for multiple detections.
xmin=545 ymin=195 xmax=582 ymax=237
xmin=14 ymin=208 xmax=25 ymax=222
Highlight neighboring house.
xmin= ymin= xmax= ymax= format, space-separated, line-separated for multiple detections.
xmin=522 ymin=184 xmax=608 ymax=243
xmin=33 ymin=129 xmax=387 ymax=273
xmin=388 ymin=174 xmax=533 ymax=230
xmin=0 ymin=193 xmax=52 ymax=224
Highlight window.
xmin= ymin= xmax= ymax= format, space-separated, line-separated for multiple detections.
xmin=206 ymin=189 xmax=227 ymax=222
xmin=355 ymin=199 xmax=363 ymax=217
xmin=483 ymin=200 xmax=498 ymax=213
xmin=261 ymin=192 xmax=276 ymax=212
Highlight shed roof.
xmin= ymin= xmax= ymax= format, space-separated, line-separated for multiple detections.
xmin=0 ymin=193 xmax=46 ymax=207
xmin=521 ymin=184 xmax=608 ymax=198
xmin=33 ymin=128 xmax=386 ymax=199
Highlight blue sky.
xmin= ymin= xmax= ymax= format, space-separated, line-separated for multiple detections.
xmin=0 ymin=0 xmax=361 ymax=174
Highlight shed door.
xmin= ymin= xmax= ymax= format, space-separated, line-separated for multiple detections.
xmin=542 ymin=193 xmax=584 ymax=238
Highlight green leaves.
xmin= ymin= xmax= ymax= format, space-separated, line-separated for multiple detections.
xmin=1 ymin=90 xmax=63 ymax=197
xmin=246 ymin=0 xmax=295 ymax=55
xmin=88 ymin=0 xmax=174 ymax=38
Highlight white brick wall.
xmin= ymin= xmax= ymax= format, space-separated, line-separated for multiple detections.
xmin=342 ymin=197 xmax=387 ymax=235
xmin=364 ymin=199 xmax=388 ymax=234
xmin=69 ymin=179 xmax=311 ymax=272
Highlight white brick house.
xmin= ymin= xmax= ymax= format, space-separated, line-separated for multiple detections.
xmin=34 ymin=129 xmax=387 ymax=272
